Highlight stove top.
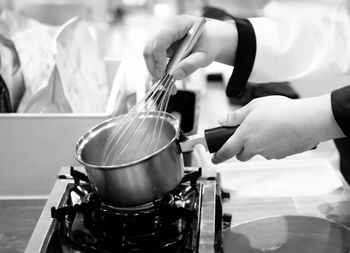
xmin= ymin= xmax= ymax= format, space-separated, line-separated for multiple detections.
xmin=25 ymin=166 xmax=230 ymax=253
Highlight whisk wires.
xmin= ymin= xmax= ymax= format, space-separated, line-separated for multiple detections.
xmin=101 ymin=18 xmax=206 ymax=166
xmin=101 ymin=74 xmax=174 ymax=165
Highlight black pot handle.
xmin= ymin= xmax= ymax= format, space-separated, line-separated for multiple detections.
xmin=205 ymin=126 xmax=238 ymax=153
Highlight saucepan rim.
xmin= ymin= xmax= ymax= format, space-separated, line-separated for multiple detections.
xmin=74 ymin=111 xmax=180 ymax=169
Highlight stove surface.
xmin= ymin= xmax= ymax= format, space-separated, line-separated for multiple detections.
xmin=25 ymin=167 xmax=225 ymax=253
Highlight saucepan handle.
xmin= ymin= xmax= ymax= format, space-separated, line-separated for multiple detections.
xmin=205 ymin=126 xmax=238 ymax=153
xmin=179 ymin=125 xmax=238 ymax=153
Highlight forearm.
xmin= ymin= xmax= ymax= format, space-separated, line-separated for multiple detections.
xmin=249 ymin=6 xmax=350 ymax=82
xmin=225 ymin=4 xmax=350 ymax=96
xmin=308 ymin=94 xmax=345 ymax=142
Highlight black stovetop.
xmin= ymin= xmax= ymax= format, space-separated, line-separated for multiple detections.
xmin=50 ymin=167 xmax=202 ymax=253
xmin=25 ymin=166 xmax=230 ymax=253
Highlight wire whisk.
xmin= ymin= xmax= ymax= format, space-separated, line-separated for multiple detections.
xmin=101 ymin=18 xmax=206 ymax=166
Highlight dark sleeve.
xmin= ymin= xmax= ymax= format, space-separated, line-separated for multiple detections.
xmin=226 ymin=18 xmax=257 ymax=97
xmin=331 ymin=85 xmax=350 ymax=137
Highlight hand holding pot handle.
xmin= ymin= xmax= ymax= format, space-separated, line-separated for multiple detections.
xmin=205 ymin=126 xmax=238 ymax=153
xmin=180 ymin=126 xmax=238 ymax=154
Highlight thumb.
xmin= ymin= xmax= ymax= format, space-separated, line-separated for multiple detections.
xmin=218 ymin=105 xmax=251 ymax=127
xmin=172 ymin=51 xmax=211 ymax=80
xmin=211 ymin=128 xmax=245 ymax=164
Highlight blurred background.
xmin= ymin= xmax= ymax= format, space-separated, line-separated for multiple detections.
xmin=0 ymin=0 xmax=344 ymax=74
xmin=0 ymin=0 xmax=340 ymax=58
xmin=0 ymin=0 xmax=273 ymax=61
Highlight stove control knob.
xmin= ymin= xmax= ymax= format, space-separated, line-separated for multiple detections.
xmin=223 ymin=213 xmax=232 ymax=230
xmin=221 ymin=189 xmax=230 ymax=200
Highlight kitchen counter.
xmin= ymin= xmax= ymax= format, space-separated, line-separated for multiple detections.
xmin=217 ymin=159 xmax=350 ymax=229
xmin=0 ymin=199 xmax=46 ymax=253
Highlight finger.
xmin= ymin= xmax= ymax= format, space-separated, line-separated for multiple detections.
xmin=172 ymin=51 xmax=211 ymax=80
xmin=152 ymin=44 xmax=168 ymax=79
xmin=143 ymin=18 xmax=194 ymax=80
xmin=143 ymin=48 xmax=158 ymax=79
xmin=170 ymin=83 xmax=177 ymax=95
xmin=236 ymin=147 xmax=255 ymax=162
xmin=218 ymin=105 xmax=251 ymax=127
xmin=143 ymin=39 xmax=169 ymax=80
xmin=211 ymin=128 xmax=244 ymax=164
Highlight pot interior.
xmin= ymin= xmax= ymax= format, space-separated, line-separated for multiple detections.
xmin=78 ymin=112 xmax=178 ymax=167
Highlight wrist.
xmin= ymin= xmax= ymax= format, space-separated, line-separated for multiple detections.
xmin=213 ymin=20 xmax=237 ymax=65
xmin=308 ymin=94 xmax=345 ymax=142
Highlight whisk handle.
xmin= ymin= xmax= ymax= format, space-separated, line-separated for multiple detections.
xmin=166 ymin=18 xmax=206 ymax=75
xmin=204 ymin=126 xmax=238 ymax=153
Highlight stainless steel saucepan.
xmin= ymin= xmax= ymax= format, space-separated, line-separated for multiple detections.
xmin=75 ymin=111 xmax=237 ymax=207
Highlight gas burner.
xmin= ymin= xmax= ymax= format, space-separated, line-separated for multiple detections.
xmin=103 ymin=200 xmax=166 ymax=213
xmin=49 ymin=167 xmax=202 ymax=253
xmin=25 ymin=166 xmax=229 ymax=253
xmin=88 ymin=191 xmax=175 ymax=215
xmin=54 ymin=202 xmax=196 ymax=253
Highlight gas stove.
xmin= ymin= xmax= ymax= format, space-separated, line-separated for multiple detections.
xmin=25 ymin=166 xmax=231 ymax=253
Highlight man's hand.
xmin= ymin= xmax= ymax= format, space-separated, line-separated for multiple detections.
xmin=143 ymin=15 xmax=237 ymax=81
xmin=212 ymin=94 xmax=345 ymax=163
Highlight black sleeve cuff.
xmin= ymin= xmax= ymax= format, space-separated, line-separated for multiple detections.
xmin=226 ymin=18 xmax=257 ymax=97
xmin=331 ymin=85 xmax=350 ymax=137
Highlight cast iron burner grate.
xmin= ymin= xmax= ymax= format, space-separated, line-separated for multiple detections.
xmin=51 ymin=167 xmax=203 ymax=253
